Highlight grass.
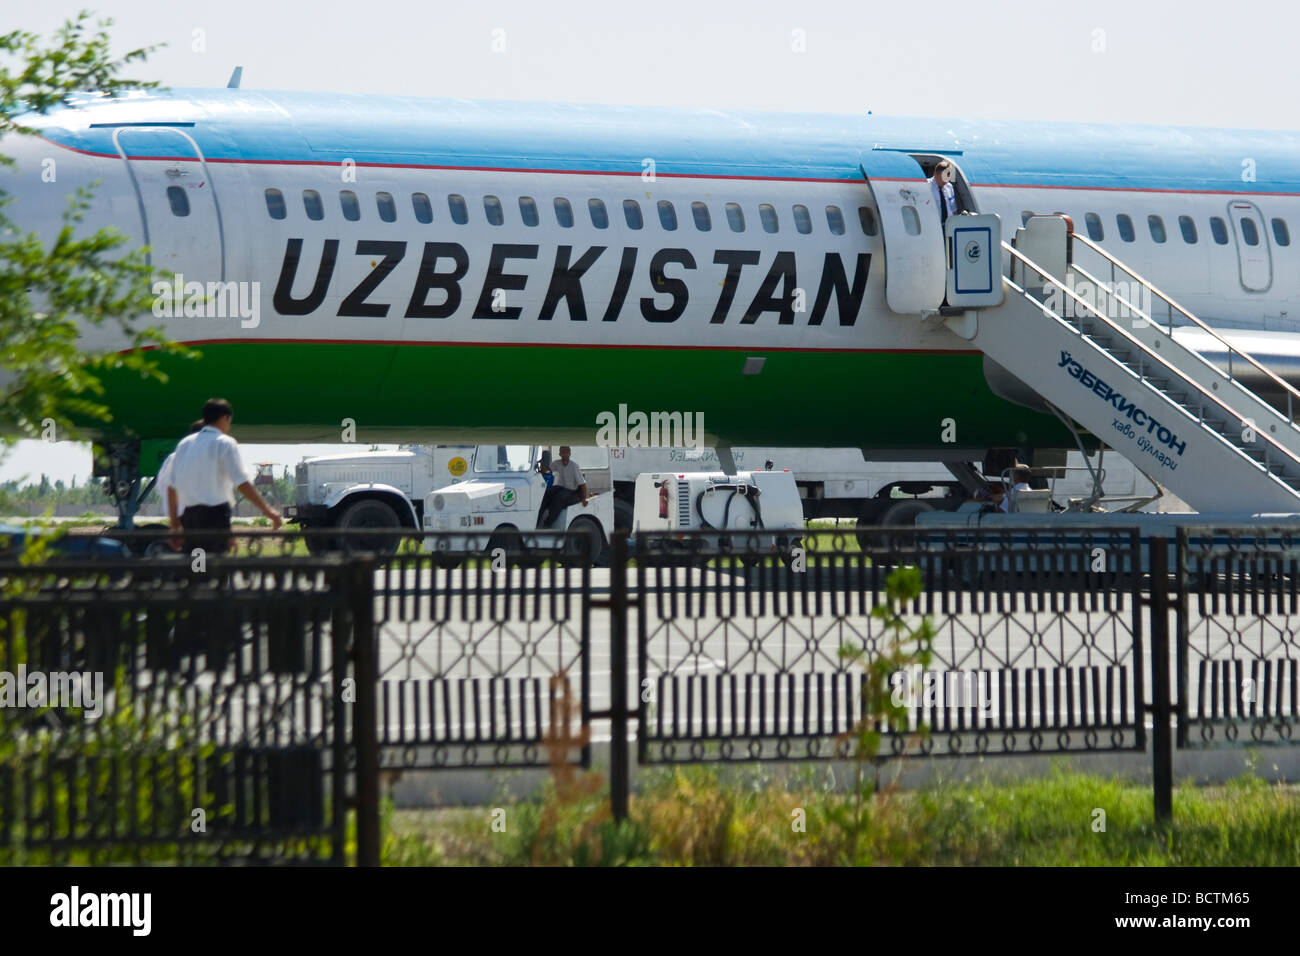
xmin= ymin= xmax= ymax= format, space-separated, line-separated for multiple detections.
xmin=381 ymin=763 xmax=1300 ymax=866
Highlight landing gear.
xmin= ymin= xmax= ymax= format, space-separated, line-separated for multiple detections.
xmin=93 ymin=440 xmax=156 ymax=532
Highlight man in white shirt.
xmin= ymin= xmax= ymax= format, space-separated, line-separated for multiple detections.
xmin=155 ymin=420 xmax=204 ymax=516
xmin=999 ymin=467 xmax=1034 ymax=514
xmin=537 ymin=445 xmax=589 ymax=528
xmin=167 ymin=398 xmax=282 ymax=552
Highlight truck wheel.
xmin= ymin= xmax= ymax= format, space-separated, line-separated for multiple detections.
xmin=564 ymin=516 xmax=606 ymax=567
xmin=303 ymin=528 xmax=335 ymax=555
xmin=337 ymin=499 xmax=402 ymax=554
xmin=613 ymin=498 xmax=635 ymax=535
xmin=880 ymin=500 xmax=935 ymax=526
xmin=487 ymin=526 xmax=525 ymax=564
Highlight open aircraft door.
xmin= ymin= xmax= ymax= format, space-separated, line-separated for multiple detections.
xmin=858 ymin=150 xmax=945 ymax=314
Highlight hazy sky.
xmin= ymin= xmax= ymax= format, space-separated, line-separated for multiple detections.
xmin=3 ymin=0 xmax=1296 ymax=484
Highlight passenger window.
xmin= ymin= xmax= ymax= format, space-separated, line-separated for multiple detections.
xmin=519 ymin=196 xmax=540 ymax=227
xmin=411 ymin=192 xmax=432 ymax=224
xmin=376 ymin=191 xmax=397 ymax=223
xmin=1084 ymin=212 xmax=1103 ymax=241
xmin=589 ymin=198 xmax=609 ymax=229
xmin=554 ymin=197 xmax=574 ymax=228
xmin=825 ymin=205 xmax=845 ymax=236
xmin=858 ymin=207 xmax=878 ymax=236
xmin=1273 ymin=218 xmax=1291 ymax=246
xmin=1147 ymin=214 xmax=1166 ymax=243
xmin=448 ymin=194 xmax=469 ymax=225
xmin=1021 ymin=210 xmax=1035 ymax=226
xmin=901 ymin=205 xmax=921 ymax=236
xmin=1209 ymin=216 xmax=1229 ymax=244
xmin=623 ymin=199 xmax=643 ymax=230
xmin=340 ymin=190 xmax=360 ymax=222
xmin=1116 ymin=214 xmax=1135 ymax=242
xmin=301 ymin=189 xmax=323 ymax=221
xmin=725 ymin=202 xmax=745 ymax=232
xmin=691 ymin=201 xmax=711 ymax=231
xmin=484 ymin=195 xmax=505 ymax=226
xmin=657 ymin=200 xmax=677 ymax=231
xmin=759 ymin=203 xmax=779 ymax=233
xmin=1241 ymin=218 xmax=1260 ymax=246
xmin=167 ymin=185 xmax=191 ymax=217
xmin=264 ymin=188 xmax=286 ymax=221
xmin=792 ymin=204 xmax=812 ymax=234
xmin=1178 ymin=215 xmax=1197 ymax=244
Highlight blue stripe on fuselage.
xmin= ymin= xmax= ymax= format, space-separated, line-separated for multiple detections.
xmin=35 ymin=88 xmax=1300 ymax=194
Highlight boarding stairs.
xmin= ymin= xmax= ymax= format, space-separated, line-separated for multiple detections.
xmin=943 ymin=216 xmax=1300 ymax=514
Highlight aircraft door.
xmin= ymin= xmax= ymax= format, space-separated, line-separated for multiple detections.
xmin=1227 ymin=199 xmax=1272 ymax=293
xmin=114 ymin=127 xmax=226 ymax=283
xmin=858 ymin=150 xmax=945 ymax=314
xmin=945 ymin=214 xmax=1003 ymax=308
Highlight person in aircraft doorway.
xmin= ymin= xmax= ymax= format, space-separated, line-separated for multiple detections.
xmin=930 ymin=160 xmax=962 ymax=313
xmin=928 ymin=160 xmax=959 ymax=226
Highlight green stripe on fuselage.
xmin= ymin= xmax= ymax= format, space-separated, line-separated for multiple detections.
xmin=82 ymin=342 xmax=1076 ymax=449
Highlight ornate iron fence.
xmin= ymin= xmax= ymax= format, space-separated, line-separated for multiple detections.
xmin=634 ymin=527 xmax=1146 ymax=764
xmin=0 ymin=552 xmax=373 ymax=864
xmin=9 ymin=520 xmax=1300 ymax=851
xmin=1177 ymin=527 xmax=1300 ymax=749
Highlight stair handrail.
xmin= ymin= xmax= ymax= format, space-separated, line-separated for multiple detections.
xmin=1068 ymin=229 xmax=1300 ymax=424
xmin=1068 ymin=257 xmax=1300 ymax=438
xmin=1000 ymin=240 xmax=1300 ymax=484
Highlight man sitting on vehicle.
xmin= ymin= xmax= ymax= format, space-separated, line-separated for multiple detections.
xmin=537 ymin=446 xmax=588 ymax=528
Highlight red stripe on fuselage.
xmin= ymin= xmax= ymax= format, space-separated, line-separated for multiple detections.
xmin=46 ymin=137 xmax=1300 ymax=196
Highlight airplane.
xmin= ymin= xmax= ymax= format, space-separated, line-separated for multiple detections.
xmin=2 ymin=85 xmax=1299 ymax=522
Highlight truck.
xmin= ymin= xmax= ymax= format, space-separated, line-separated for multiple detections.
xmin=288 ymin=441 xmax=1165 ymax=552
xmin=630 ymin=467 xmax=806 ymax=562
xmin=419 ymin=446 xmax=806 ymax=566
xmin=604 ymin=447 xmax=1165 ymax=528
xmin=421 ymin=445 xmax=615 ymax=565
xmin=285 ymin=445 xmax=474 ymax=552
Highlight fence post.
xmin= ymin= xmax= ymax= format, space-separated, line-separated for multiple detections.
xmin=1149 ymin=537 xmax=1174 ymax=828
xmin=609 ymin=533 xmax=630 ymax=822
xmin=350 ymin=557 xmax=381 ymax=865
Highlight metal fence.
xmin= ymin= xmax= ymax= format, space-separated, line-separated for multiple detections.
xmin=1177 ymin=527 xmax=1300 ymax=750
xmin=6 ymin=521 xmax=1300 ymax=859
xmin=368 ymin=542 xmax=591 ymax=771
xmin=0 ymin=550 xmax=375 ymax=865
xmin=634 ymin=528 xmax=1146 ymax=764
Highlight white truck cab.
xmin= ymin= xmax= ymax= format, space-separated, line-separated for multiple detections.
xmin=286 ymin=445 xmax=473 ymax=552
xmin=422 ymin=445 xmax=615 ymax=564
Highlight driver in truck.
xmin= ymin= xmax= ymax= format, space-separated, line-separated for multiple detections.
xmin=537 ymin=446 xmax=589 ymax=528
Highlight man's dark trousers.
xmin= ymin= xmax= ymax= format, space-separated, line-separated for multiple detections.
xmin=180 ymin=503 xmax=234 ymax=555
xmin=537 ymin=487 xmax=581 ymax=528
